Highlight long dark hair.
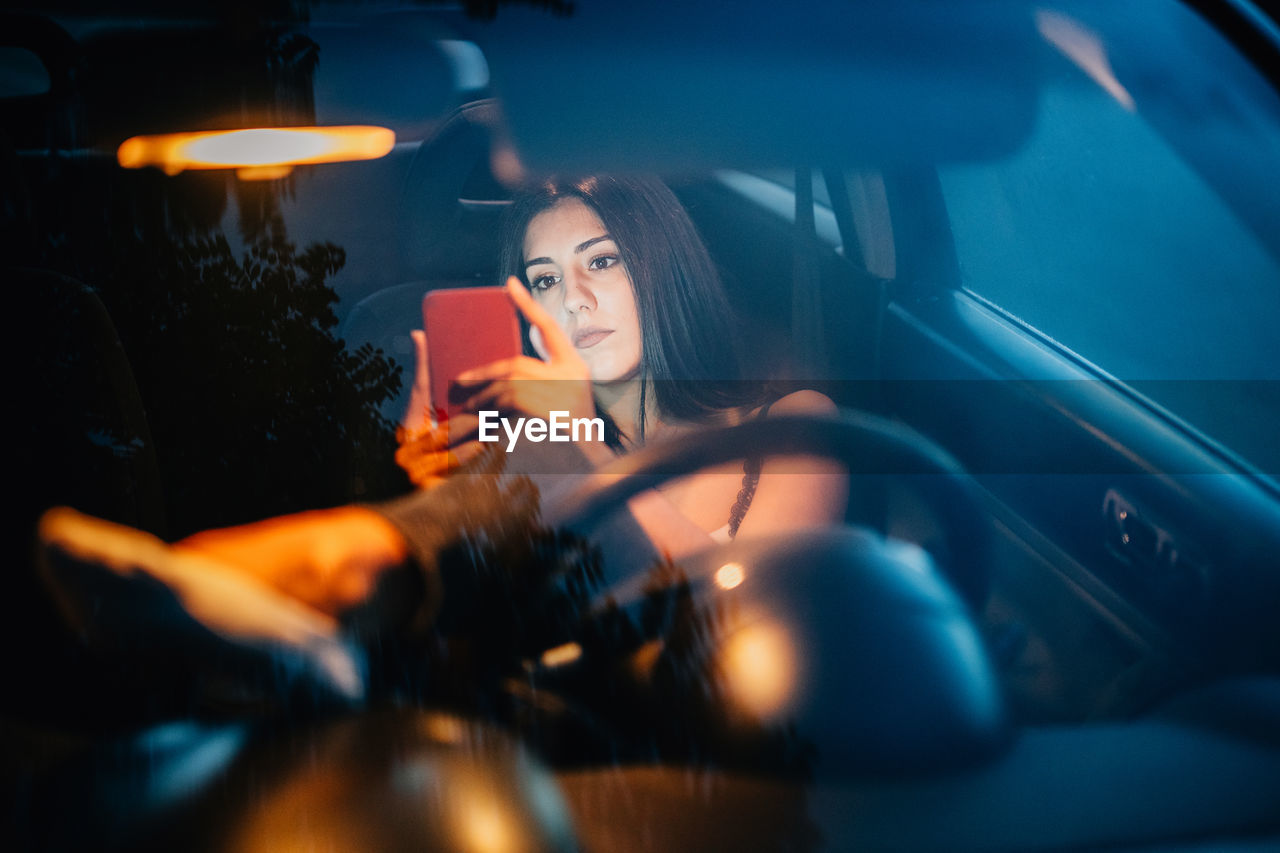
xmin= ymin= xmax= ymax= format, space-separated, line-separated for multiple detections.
xmin=499 ymin=175 xmax=761 ymax=445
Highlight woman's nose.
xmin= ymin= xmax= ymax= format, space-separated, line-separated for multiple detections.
xmin=562 ymin=268 xmax=596 ymax=314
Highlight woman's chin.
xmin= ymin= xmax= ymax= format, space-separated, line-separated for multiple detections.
xmin=588 ymin=360 xmax=642 ymax=388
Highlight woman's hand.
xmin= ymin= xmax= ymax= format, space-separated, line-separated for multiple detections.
xmin=176 ymin=507 xmax=412 ymax=620
xmin=401 ymin=329 xmax=433 ymax=436
xmin=454 ymin=277 xmax=598 ymax=426
xmin=395 ymin=329 xmax=484 ymax=488
xmin=397 ymin=277 xmax=602 ymax=487
xmin=395 ymin=415 xmax=484 ymax=489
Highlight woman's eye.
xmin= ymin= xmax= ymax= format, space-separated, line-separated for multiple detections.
xmin=588 ymin=254 xmax=618 ymax=271
xmin=529 ymin=273 xmax=560 ymax=292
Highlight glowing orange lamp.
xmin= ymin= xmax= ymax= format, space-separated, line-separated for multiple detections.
xmin=116 ymin=125 xmax=396 ymax=180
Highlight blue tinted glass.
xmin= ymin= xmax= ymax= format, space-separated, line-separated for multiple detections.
xmin=938 ymin=0 xmax=1280 ymax=468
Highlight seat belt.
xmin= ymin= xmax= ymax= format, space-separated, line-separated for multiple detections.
xmin=824 ymin=167 xmax=890 ymax=385
xmin=792 ymin=167 xmax=826 ymax=376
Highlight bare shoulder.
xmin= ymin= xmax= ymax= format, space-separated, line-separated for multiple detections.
xmin=764 ymin=389 xmax=837 ymax=416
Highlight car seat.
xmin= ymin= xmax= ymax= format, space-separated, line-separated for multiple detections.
xmin=338 ymin=99 xmax=511 ymax=421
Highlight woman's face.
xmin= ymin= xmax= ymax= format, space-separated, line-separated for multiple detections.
xmin=523 ymin=198 xmax=643 ymax=385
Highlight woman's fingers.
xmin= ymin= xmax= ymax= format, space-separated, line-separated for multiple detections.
xmin=455 ymin=357 xmax=527 ymax=385
xmin=441 ymin=279 xmax=596 ymax=424
xmin=460 ymin=380 xmax=594 ymax=425
xmin=401 ymin=329 xmax=433 ymax=433
xmin=456 ymin=353 xmax=590 ymax=384
xmin=396 ymin=421 xmax=449 ymax=453
xmin=460 ymin=378 xmax=550 ymax=414
xmin=395 ymin=440 xmax=484 ymax=489
xmin=459 ymin=381 xmax=508 ymax=416
xmin=444 ymin=413 xmax=481 ymax=445
xmin=394 ymin=413 xmax=483 ymax=488
xmin=506 ymin=276 xmax=577 ymax=362
xmin=397 ymin=415 xmax=480 ymax=451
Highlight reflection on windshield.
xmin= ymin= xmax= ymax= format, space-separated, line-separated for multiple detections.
xmin=15 ymin=162 xmax=405 ymax=542
xmin=117 ymin=125 xmax=397 ymax=179
xmin=358 ymin=451 xmax=822 ymax=848
xmin=10 ymin=20 xmax=411 ymax=539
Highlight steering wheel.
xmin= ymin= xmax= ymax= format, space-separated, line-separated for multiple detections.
xmin=32 ymin=413 xmax=1002 ymax=852
xmin=552 ymin=410 xmax=990 ymax=607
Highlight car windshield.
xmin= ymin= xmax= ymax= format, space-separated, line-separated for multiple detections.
xmin=9 ymin=2 xmax=1280 ymax=850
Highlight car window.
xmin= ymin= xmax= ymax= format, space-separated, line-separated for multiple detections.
xmin=746 ymin=167 xmax=896 ymax=280
xmin=936 ymin=1 xmax=1280 ymax=474
xmin=8 ymin=16 xmax=461 ymax=538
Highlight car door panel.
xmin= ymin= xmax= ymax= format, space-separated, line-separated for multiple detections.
xmin=878 ymin=285 xmax=1280 ymax=684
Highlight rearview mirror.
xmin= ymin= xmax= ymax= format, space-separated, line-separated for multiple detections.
xmin=476 ymin=0 xmax=1042 ymax=172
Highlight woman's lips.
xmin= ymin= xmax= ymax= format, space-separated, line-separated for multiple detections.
xmin=573 ymin=327 xmax=613 ymax=348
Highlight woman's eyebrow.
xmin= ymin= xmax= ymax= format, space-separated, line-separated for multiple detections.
xmin=574 ymin=234 xmax=611 ymax=253
xmin=524 ymin=234 xmax=613 ymax=269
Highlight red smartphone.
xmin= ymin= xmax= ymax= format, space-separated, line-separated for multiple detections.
xmin=422 ymin=286 xmax=522 ymax=422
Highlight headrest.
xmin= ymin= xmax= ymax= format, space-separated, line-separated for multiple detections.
xmin=397 ymin=99 xmax=511 ymax=282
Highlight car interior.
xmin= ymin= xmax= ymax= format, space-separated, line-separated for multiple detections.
xmin=6 ymin=1 xmax=1280 ymax=851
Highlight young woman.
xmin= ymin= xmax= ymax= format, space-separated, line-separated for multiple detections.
xmin=40 ymin=175 xmax=846 ymax=633
xmin=396 ymin=175 xmax=847 ymax=558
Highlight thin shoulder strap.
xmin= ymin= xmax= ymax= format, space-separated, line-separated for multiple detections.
xmin=726 ymin=400 xmax=775 ymax=539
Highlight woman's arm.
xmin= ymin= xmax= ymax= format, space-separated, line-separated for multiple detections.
xmin=621 ymin=488 xmax=728 ymax=559
xmin=612 ymin=389 xmax=848 ymax=560
xmin=731 ymin=389 xmax=849 ymax=540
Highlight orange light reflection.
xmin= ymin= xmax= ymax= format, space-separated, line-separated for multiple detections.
xmin=1037 ymin=10 xmax=1135 ymax=111
xmin=539 ymin=642 xmax=583 ymax=668
xmin=117 ymin=125 xmax=396 ymax=176
xmin=720 ymin=620 xmax=797 ymax=719
xmin=462 ymin=796 xmax=514 ymax=853
xmin=714 ymin=562 xmax=745 ymax=590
